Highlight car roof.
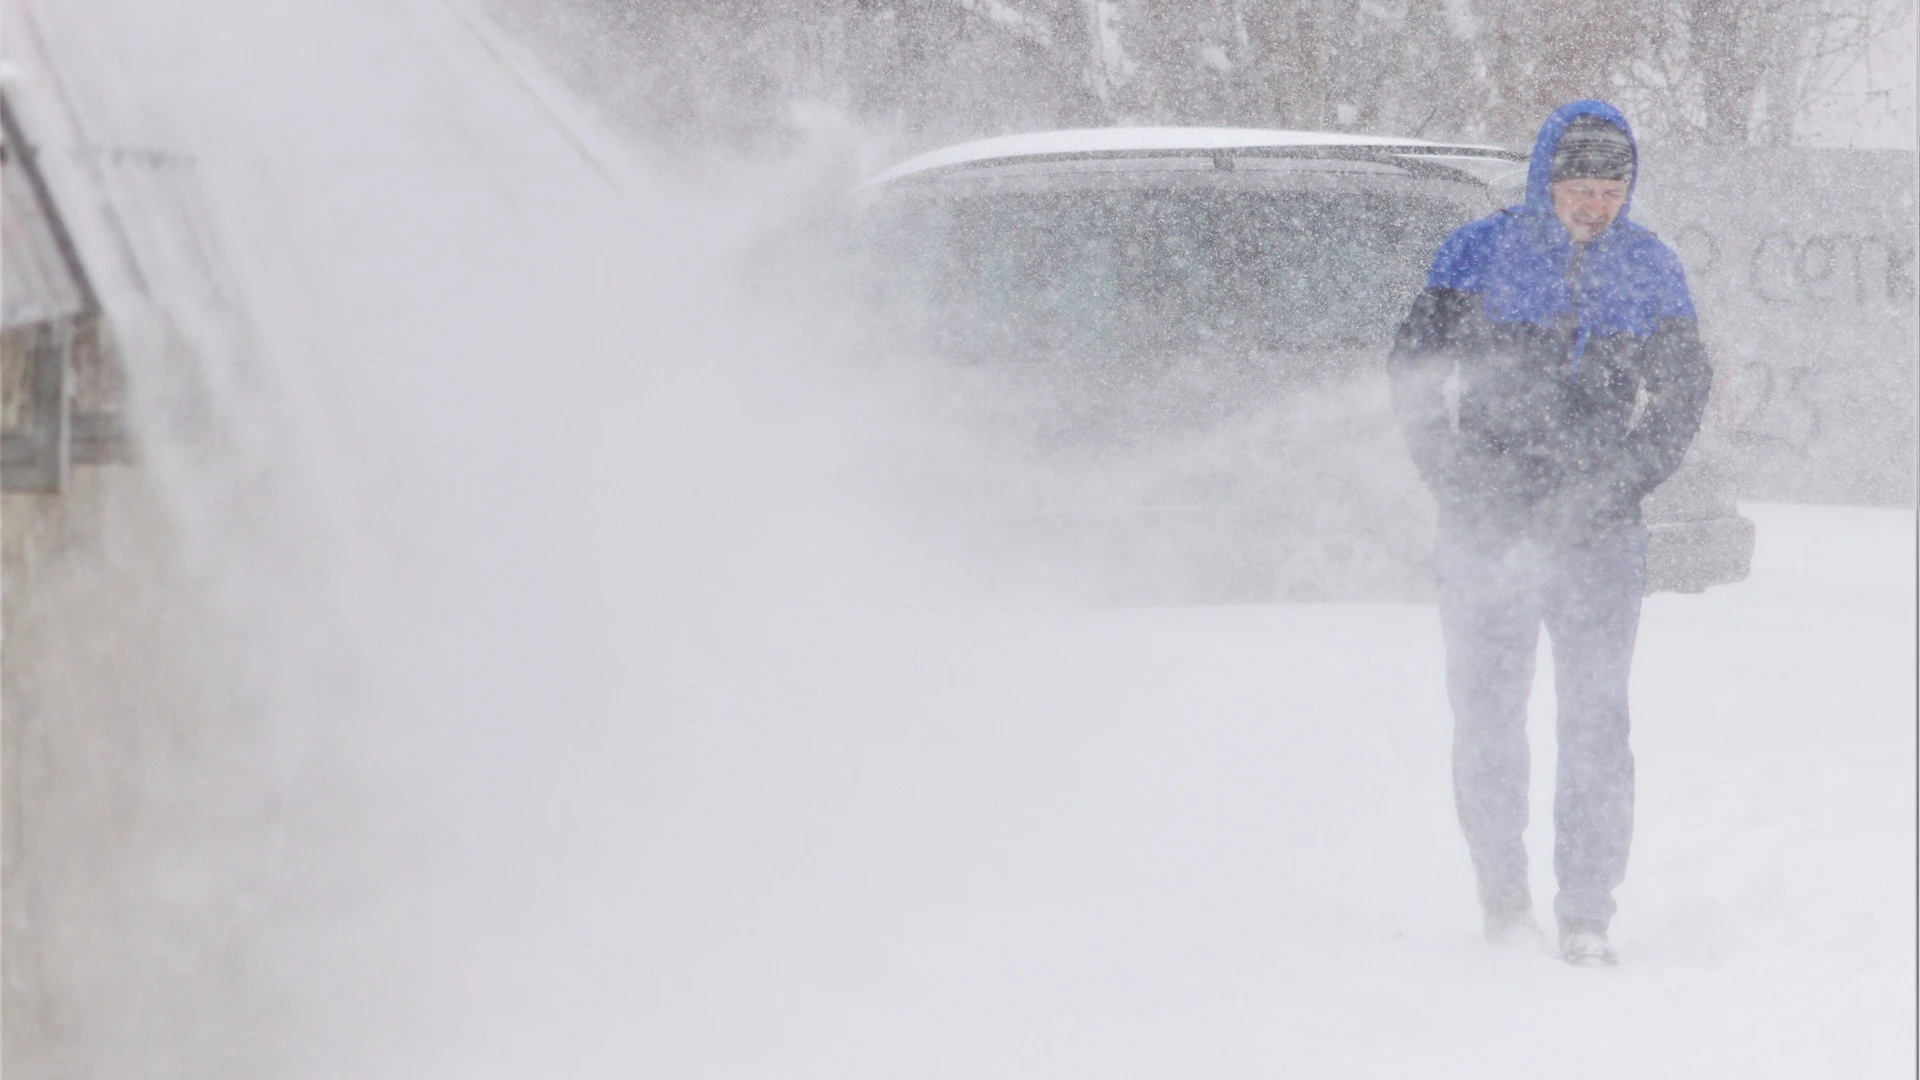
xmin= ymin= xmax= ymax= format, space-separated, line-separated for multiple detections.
xmin=866 ymin=126 xmax=1524 ymax=187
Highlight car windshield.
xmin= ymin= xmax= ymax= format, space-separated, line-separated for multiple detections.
xmin=858 ymin=186 xmax=1466 ymax=360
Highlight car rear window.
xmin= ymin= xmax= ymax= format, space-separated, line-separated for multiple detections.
xmin=857 ymin=185 xmax=1468 ymax=361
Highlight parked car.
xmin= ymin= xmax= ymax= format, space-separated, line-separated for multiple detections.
xmin=833 ymin=127 xmax=1755 ymax=602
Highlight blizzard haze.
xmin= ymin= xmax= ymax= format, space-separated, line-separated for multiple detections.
xmin=0 ymin=1 xmax=1914 ymax=1079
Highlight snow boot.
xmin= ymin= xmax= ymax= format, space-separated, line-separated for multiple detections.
xmin=1559 ymin=923 xmax=1618 ymax=967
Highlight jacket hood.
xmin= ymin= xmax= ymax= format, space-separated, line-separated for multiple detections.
xmin=1522 ymin=100 xmax=1638 ymax=216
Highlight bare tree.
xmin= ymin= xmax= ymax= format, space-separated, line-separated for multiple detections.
xmin=1548 ymin=0 xmax=1910 ymax=145
xmin=1468 ymin=0 xmax=1654 ymax=142
xmin=488 ymin=0 xmax=1909 ymax=158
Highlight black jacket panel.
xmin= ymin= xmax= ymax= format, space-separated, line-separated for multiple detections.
xmin=1389 ymin=287 xmax=1710 ymax=544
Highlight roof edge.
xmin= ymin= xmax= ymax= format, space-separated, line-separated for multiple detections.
xmin=866 ymin=126 xmax=1521 ymax=186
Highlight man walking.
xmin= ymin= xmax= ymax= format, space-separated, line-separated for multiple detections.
xmin=1387 ymin=101 xmax=1711 ymax=966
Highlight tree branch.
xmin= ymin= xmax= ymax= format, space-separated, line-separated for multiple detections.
xmin=942 ymin=0 xmax=1056 ymax=51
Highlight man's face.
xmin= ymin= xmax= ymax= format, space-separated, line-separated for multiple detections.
xmin=1550 ymin=178 xmax=1629 ymax=242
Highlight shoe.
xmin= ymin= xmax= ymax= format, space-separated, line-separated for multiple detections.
xmin=1559 ymin=927 xmax=1618 ymax=967
xmin=1484 ymin=910 xmax=1546 ymax=949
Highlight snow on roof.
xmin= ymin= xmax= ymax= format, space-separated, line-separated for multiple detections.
xmin=866 ymin=126 xmax=1514 ymax=186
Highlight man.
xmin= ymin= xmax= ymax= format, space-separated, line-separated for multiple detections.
xmin=1387 ymin=101 xmax=1711 ymax=966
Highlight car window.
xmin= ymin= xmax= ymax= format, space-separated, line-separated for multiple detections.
xmin=856 ymin=185 xmax=1467 ymax=361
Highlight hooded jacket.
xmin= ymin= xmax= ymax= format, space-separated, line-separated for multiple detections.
xmin=1388 ymin=101 xmax=1711 ymax=544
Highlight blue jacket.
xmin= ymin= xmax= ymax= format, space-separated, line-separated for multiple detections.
xmin=1388 ymin=100 xmax=1711 ymax=543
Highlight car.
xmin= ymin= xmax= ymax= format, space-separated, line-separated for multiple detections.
xmin=833 ymin=127 xmax=1755 ymax=602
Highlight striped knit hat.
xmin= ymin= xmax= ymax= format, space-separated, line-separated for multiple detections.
xmin=1550 ymin=116 xmax=1634 ymax=182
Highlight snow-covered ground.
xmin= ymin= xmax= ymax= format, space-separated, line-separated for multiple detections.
xmin=5 ymin=1 xmax=1910 ymax=1076
xmin=617 ymin=502 xmax=1910 ymax=1080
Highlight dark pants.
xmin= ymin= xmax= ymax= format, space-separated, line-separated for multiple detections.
xmin=1436 ymin=518 xmax=1646 ymax=932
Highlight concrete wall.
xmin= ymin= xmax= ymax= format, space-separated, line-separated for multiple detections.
xmin=3 ymin=470 xmax=277 ymax=1079
xmin=1633 ymin=148 xmax=1917 ymax=506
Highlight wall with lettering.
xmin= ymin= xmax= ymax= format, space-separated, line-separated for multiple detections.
xmin=1633 ymin=148 xmax=1916 ymax=505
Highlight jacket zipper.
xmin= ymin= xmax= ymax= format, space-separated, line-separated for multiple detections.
xmin=1568 ymin=241 xmax=1589 ymax=374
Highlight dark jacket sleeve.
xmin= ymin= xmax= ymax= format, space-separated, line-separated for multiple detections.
xmin=1618 ymin=315 xmax=1712 ymax=498
xmin=1388 ymin=286 xmax=1474 ymax=501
